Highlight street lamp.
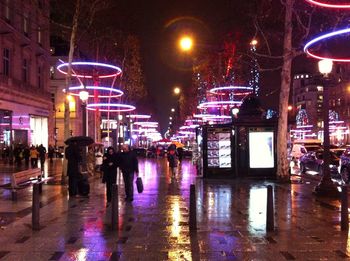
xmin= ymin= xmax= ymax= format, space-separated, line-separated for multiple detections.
xmin=174 ymin=87 xmax=181 ymax=95
xmin=314 ymin=59 xmax=339 ymax=197
xmin=171 ymin=108 xmax=175 ymax=112
xmin=179 ymin=35 xmax=193 ymax=52
xmin=79 ymin=87 xmax=89 ymax=136
xmin=78 ymin=87 xmax=89 ymax=173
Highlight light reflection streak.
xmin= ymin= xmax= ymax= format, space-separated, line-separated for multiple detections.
xmin=75 ymin=248 xmax=88 ymax=260
xmin=170 ymin=198 xmax=181 ymax=238
xmin=206 ymin=186 xmax=232 ymax=221
xmin=248 ymin=187 xmax=267 ymax=231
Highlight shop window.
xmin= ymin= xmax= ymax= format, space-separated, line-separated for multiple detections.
xmin=3 ymin=48 xmax=10 ymax=77
xmin=22 ymin=59 xmax=28 ymax=83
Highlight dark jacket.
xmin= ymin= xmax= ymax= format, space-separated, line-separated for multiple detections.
xmin=119 ymin=151 xmax=139 ymax=174
xmin=65 ymin=144 xmax=81 ymax=176
xmin=167 ymin=149 xmax=178 ymax=168
xmin=101 ymin=151 xmax=119 ymax=175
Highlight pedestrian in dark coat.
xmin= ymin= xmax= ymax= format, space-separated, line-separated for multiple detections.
xmin=119 ymin=145 xmax=139 ymax=202
xmin=38 ymin=144 xmax=46 ymax=171
xmin=167 ymin=145 xmax=178 ymax=177
xmin=48 ymin=145 xmax=55 ymax=163
xmin=65 ymin=142 xmax=81 ymax=197
xmin=23 ymin=146 xmax=30 ymax=166
xmin=101 ymin=147 xmax=119 ymax=206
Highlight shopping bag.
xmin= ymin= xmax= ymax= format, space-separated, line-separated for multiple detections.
xmin=136 ymin=177 xmax=143 ymax=193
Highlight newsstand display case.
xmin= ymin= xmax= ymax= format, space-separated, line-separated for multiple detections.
xmin=202 ymin=125 xmax=234 ymax=178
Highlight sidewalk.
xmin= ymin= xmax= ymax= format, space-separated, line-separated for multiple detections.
xmin=0 ymin=158 xmax=349 ymax=260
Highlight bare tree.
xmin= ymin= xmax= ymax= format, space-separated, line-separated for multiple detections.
xmin=255 ymin=0 xmax=348 ymax=181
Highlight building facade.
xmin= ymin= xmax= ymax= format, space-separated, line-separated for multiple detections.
xmin=49 ymin=56 xmax=82 ymax=147
xmin=292 ymin=64 xmax=350 ymax=144
xmin=0 ymin=0 xmax=52 ymax=151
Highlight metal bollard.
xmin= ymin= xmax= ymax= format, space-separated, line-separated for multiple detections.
xmin=111 ymin=184 xmax=118 ymax=230
xmin=341 ymin=186 xmax=349 ymax=231
xmin=32 ymin=183 xmax=40 ymax=231
xmin=189 ymin=184 xmax=197 ymax=231
xmin=266 ymin=185 xmax=274 ymax=232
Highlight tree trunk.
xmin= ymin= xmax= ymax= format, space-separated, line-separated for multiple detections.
xmin=277 ymin=0 xmax=294 ymax=182
xmin=62 ymin=0 xmax=81 ymax=184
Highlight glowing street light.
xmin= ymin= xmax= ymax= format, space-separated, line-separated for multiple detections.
xmin=250 ymin=39 xmax=258 ymax=46
xmin=171 ymin=108 xmax=175 ymax=112
xmin=174 ymin=87 xmax=181 ymax=95
xmin=179 ymin=35 xmax=193 ymax=52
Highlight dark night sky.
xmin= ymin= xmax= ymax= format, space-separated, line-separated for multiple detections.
xmin=107 ymin=0 xmax=316 ymax=135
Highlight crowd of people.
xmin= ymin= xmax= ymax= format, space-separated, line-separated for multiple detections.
xmin=1 ymin=141 xmax=184 ymax=207
xmin=0 ymin=144 xmax=56 ymax=169
xmin=65 ymin=143 xmax=139 ymax=207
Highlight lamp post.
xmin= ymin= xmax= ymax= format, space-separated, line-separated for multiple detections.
xmin=173 ymin=87 xmax=181 ymax=132
xmin=79 ymin=87 xmax=89 ymax=136
xmin=314 ymin=59 xmax=339 ymax=197
xmin=79 ymin=87 xmax=89 ymax=173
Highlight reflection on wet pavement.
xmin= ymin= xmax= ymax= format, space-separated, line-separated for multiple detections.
xmin=0 ymin=158 xmax=349 ymax=259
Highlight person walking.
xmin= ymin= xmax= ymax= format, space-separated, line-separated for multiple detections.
xmin=101 ymin=147 xmax=118 ymax=206
xmin=30 ymin=145 xmax=39 ymax=168
xmin=167 ymin=144 xmax=178 ymax=178
xmin=65 ymin=142 xmax=81 ymax=197
xmin=38 ymin=144 xmax=46 ymax=172
xmin=23 ymin=145 xmax=30 ymax=167
xmin=119 ymin=144 xmax=139 ymax=202
xmin=48 ymin=145 xmax=55 ymax=163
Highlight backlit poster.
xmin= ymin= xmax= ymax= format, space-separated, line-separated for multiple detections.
xmin=249 ymin=131 xmax=274 ymax=168
xmin=207 ymin=129 xmax=231 ymax=168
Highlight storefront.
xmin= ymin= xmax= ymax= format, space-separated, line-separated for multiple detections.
xmin=0 ymin=100 xmax=49 ymax=149
xmin=0 ymin=110 xmax=12 ymax=156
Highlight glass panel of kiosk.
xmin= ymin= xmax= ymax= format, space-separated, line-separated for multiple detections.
xmin=248 ymin=130 xmax=274 ymax=169
xmin=207 ymin=128 xmax=231 ymax=169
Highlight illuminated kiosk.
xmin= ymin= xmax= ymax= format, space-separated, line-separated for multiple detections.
xmin=232 ymin=95 xmax=277 ymax=178
xmin=199 ymin=95 xmax=277 ymax=179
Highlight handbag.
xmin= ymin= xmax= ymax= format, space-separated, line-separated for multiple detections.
xmin=136 ymin=177 xmax=143 ymax=193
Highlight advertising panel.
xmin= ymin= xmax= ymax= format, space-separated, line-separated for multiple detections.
xmin=249 ymin=131 xmax=274 ymax=168
xmin=207 ymin=129 xmax=231 ymax=168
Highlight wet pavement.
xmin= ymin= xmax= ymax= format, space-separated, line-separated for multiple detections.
xmin=0 ymin=158 xmax=349 ymax=260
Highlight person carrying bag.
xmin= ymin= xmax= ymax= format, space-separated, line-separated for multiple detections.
xmin=119 ymin=144 xmax=139 ymax=202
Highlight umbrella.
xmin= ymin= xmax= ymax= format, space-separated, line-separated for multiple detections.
xmin=172 ymin=141 xmax=184 ymax=148
xmin=64 ymin=136 xmax=94 ymax=146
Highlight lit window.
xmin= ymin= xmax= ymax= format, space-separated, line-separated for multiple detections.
xmin=23 ymin=14 xmax=29 ymax=36
xmin=317 ymin=86 xmax=323 ymax=92
xmin=50 ymin=66 xmax=55 ymax=79
xmin=37 ymin=26 xmax=42 ymax=44
xmin=301 ymin=75 xmax=304 ymax=78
